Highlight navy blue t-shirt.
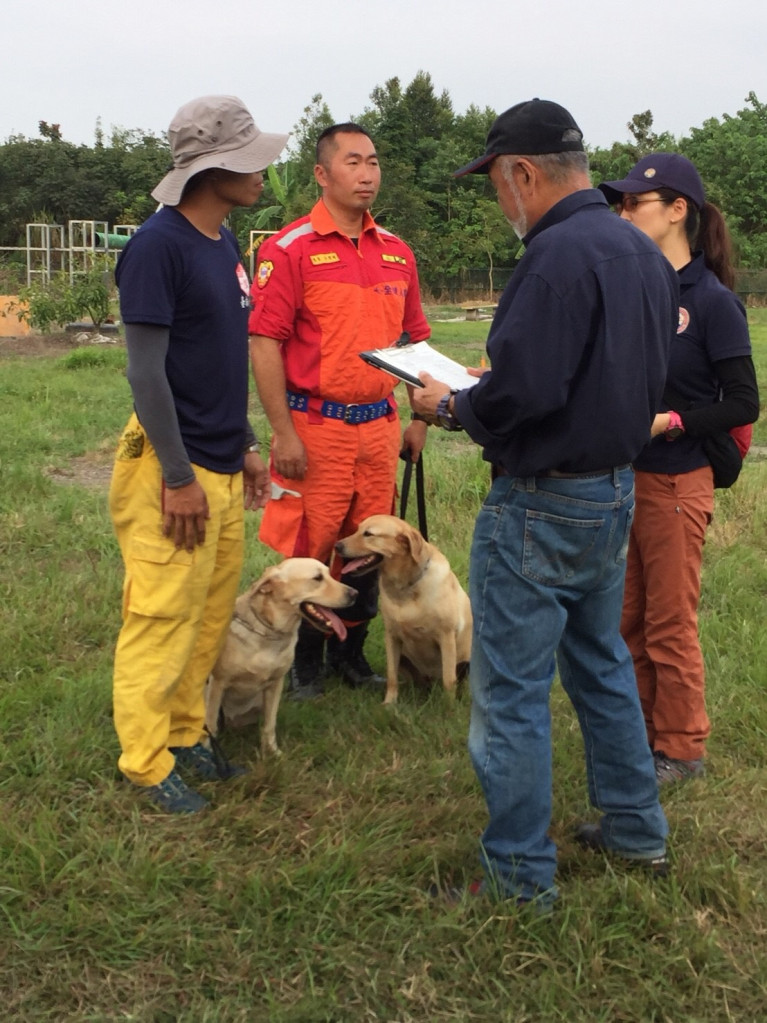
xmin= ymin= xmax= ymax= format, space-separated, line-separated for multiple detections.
xmin=115 ymin=206 xmax=251 ymax=474
xmin=634 ymin=253 xmax=752 ymax=474
xmin=454 ymin=190 xmax=679 ymax=475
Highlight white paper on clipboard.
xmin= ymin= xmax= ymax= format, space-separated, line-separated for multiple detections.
xmin=359 ymin=341 xmax=478 ymax=391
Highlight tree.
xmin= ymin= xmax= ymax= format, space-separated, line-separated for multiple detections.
xmin=284 ymin=93 xmax=333 ymax=217
xmin=680 ymin=92 xmax=767 ymax=264
xmin=38 ymin=121 xmax=63 ymax=142
xmin=358 ymin=73 xmax=506 ymax=292
xmin=589 ymin=110 xmax=679 ymax=186
xmin=626 ymin=110 xmax=675 ymax=155
xmin=3 ymin=86 xmax=766 ymax=291
xmin=253 ymin=163 xmax=296 ymax=230
xmin=0 ymin=125 xmax=170 ymax=248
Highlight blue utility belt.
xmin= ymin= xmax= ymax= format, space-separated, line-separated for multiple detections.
xmin=287 ymin=390 xmax=393 ymax=425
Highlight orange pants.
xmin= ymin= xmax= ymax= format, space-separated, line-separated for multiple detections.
xmin=620 ymin=467 xmax=714 ymax=761
xmin=259 ymin=409 xmax=401 ymax=569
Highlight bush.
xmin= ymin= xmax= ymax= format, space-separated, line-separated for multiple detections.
xmin=12 ymin=261 xmax=114 ymax=333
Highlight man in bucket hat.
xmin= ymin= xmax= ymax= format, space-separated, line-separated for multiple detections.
xmin=110 ymin=96 xmax=288 ymax=813
xmin=414 ymin=99 xmax=675 ymax=906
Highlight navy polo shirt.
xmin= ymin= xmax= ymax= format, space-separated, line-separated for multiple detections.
xmin=454 ymin=190 xmax=679 ymax=476
xmin=116 ymin=207 xmax=251 ymax=474
xmin=634 ymin=253 xmax=752 ymax=474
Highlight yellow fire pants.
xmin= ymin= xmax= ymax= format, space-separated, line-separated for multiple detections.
xmin=109 ymin=414 xmax=244 ymax=786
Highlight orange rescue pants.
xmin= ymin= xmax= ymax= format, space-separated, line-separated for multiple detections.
xmin=259 ymin=408 xmax=401 ymax=567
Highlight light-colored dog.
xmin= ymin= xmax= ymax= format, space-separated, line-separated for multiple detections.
xmin=205 ymin=558 xmax=357 ymax=755
xmin=335 ymin=515 xmax=472 ymax=705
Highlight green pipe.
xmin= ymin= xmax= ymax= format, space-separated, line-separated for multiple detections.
xmin=94 ymin=233 xmax=131 ymax=249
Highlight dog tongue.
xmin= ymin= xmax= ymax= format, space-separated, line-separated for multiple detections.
xmin=341 ymin=557 xmax=369 ymax=575
xmin=318 ymin=606 xmax=347 ymax=640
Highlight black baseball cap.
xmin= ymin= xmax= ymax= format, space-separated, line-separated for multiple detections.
xmin=599 ymin=153 xmax=705 ymax=210
xmin=454 ymin=98 xmax=585 ymax=177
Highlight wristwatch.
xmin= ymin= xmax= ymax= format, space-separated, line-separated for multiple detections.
xmin=436 ymin=393 xmax=462 ymax=432
xmin=244 ymin=442 xmax=261 ymax=454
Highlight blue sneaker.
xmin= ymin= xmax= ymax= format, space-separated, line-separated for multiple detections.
xmin=170 ymin=741 xmax=247 ymax=781
xmin=142 ymin=769 xmax=209 ymax=814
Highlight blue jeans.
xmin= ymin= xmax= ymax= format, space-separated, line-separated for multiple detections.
xmin=468 ymin=469 xmax=668 ymax=902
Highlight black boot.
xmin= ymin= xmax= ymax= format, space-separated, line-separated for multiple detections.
xmin=288 ymin=621 xmax=327 ymax=701
xmin=327 ymin=622 xmax=385 ymax=689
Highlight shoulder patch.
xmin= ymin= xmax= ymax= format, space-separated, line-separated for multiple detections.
xmin=235 ymin=262 xmax=250 ymax=296
xmin=382 ymin=253 xmax=407 ymax=265
xmin=309 ymin=252 xmax=340 ymax=265
xmin=256 ymin=260 xmax=274 ymax=289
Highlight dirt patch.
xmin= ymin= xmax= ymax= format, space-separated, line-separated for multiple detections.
xmin=47 ymin=454 xmax=113 ymax=490
xmin=0 ymin=332 xmax=83 ymax=358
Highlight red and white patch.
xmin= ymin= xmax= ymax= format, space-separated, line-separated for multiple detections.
xmin=677 ymin=306 xmax=690 ymax=334
xmin=256 ymin=260 xmax=274 ymax=289
xmin=235 ymin=262 xmax=250 ymax=296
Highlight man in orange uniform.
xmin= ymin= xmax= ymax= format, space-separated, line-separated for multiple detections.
xmin=249 ymin=122 xmax=430 ymax=697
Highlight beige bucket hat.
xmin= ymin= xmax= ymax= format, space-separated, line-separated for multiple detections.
xmin=152 ymin=95 xmax=289 ymax=205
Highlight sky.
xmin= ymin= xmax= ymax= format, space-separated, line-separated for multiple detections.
xmin=3 ymin=0 xmax=765 ymax=154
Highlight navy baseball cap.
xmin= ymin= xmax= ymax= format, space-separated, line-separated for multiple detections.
xmin=599 ymin=153 xmax=705 ymax=210
xmin=454 ymin=98 xmax=585 ymax=177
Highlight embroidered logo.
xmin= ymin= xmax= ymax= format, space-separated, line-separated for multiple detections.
xmin=643 ymin=168 xmax=657 ymax=179
xmin=309 ymin=252 xmax=340 ymax=265
xmin=235 ymin=262 xmax=250 ymax=296
xmin=256 ymin=260 xmax=274 ymax=289
xmin=382 ymin=253 xmax=407 ymax=265
xmin=677 ymin=306 xmax=690 ymax=334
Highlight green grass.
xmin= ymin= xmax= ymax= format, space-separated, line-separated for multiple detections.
xmin=1 ymin=315 xmax=766 ymax=1021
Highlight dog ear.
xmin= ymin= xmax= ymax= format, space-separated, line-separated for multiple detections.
xmin=399 ymin=526 xmax=426 ymax=561
xmin=253 ymin=565 xmax=280 ymax=597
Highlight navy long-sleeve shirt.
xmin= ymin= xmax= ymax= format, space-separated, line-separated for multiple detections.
xmin=454 ymin=189 xmax=679 ymax=475
xmin=634 ymin=252 xmax=759 ymax=474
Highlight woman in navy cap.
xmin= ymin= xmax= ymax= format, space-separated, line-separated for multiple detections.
xmin=599 ymin=154 xmax=759 ymax=786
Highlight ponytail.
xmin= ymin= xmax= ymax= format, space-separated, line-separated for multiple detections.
xmin=657 ymin=187 xmax=736 ymax=291
xmin=696 ymin=202 xmax=735 ymax=291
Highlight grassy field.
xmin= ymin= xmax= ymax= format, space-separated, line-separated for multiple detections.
xmin=1 ymin=310 xmax=766 ymax=1022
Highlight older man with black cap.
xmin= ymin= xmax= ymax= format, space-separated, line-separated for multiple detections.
xmin=414 ymin=99 xmax=678 ymax=907
xmin=110 ymin=96 xmax=288 ymax=814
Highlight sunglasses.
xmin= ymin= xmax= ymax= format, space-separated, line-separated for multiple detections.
xmin=618 ymin=196 xmax=668 ymax=213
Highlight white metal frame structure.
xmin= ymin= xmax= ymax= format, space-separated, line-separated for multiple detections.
xmin=14 ymin=221 xmax=139 ymax=286
xmin=25 ymin=223 xmax=67 ymax=285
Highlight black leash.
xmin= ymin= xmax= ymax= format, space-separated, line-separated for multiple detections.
xmin=399 ymin=450 xmax=428 ymax=541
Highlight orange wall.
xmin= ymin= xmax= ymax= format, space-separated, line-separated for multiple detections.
xmin=0 ymin=296 xmax=31 ymax=336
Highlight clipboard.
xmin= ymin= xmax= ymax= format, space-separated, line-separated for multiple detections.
xmin=359 ymin=340 xmax=478 ymax=391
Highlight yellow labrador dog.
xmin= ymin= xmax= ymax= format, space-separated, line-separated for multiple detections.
xmin=205 ymin=558 xmax=357 ymax=755
xmin=335 ymin=515 xmax=472 ymax=705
